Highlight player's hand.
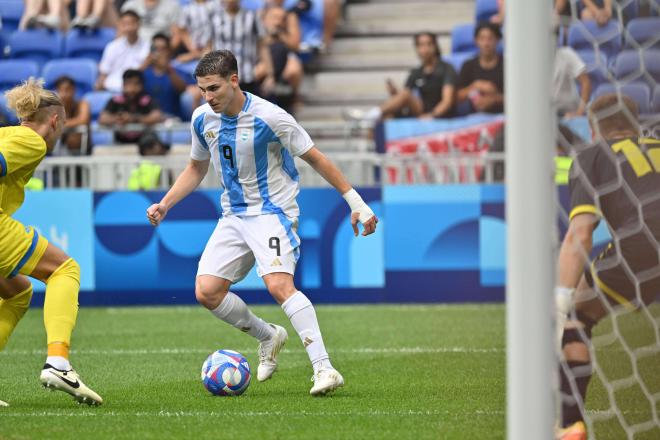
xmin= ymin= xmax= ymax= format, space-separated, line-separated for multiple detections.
xmin=147 ymin=203 xmax=168 ymax=226
xmin=351 ymin=211 xmax=378 ymax=237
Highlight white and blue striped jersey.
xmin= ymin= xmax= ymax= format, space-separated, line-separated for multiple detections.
xmin=190 ymin=92 xmax=314 ymax=217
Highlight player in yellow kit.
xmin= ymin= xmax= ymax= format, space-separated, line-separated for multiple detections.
xmin=0 ymin=79 xmax=102 ymax=407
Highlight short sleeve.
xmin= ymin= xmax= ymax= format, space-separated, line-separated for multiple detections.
xmin=177 ymin=7 xmax=190 ymax=28
xmin=98 ymin=41 xmax=116 ymax=75
xmin=273 ymin=111 xmax=313 ymax=157
xmin=404 ymin=70 xmax=416 ymax=90
xmin=103 ymin=97 xmax=120 ymax=113
xmin=568 ymin=155 xmax=599 ymax=220
xmin=566 ymin=48 xmax=586 ymax=79
xmin=456 ymin=59 xmax=474 ymax=89
xmin=190 ymin=111 xmax=211 ymax=161
xmin=443 ymin=63 xmax=458 ymax=86
xmin=0 ymin=133 xmax=45 ymax=177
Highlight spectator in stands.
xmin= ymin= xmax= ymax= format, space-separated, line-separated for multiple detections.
xmin=54 ymin=76 xmax=92 ymax=155
xmin=264 ymin=0 xmax=302 ymax=51
xmin=98 ymin=69 xmax=167 ymax=152
xmin=211 ymin=0 xmax=275 ymax=96
xmin=580 ymin=0 xmax=612 ymax=26
xmin=456 ymin=22 xmax=504 ymax=114
xmin=121 ymin=0 xmax=181 ymax=42
xmin=20 ymin=0 xmax=69 ymax=30
xmin=553 ymin=45 xmax=591 ymax=118
xmin=256 ymin=4 xmax=305 ymax=113
xmin=490 ymin=0 xmax=504 ymax=25
xmin=349 ymin=32 xmax=456 ymax=122
xmin=96 ymin=9 xmax=150 ymax=92
xmin=172 ymin=0 xmax=214 ymax=63
xmin=285 ymin=0 xmax=340 ymax=52
xmin=71 ymin=0 xmax=119 ymax=29
xmin=141 ymin=33 xmax=186 ymax=118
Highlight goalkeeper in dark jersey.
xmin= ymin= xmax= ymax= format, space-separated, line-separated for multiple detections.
xmin=556 ymin=93 xmax=660 ymax=440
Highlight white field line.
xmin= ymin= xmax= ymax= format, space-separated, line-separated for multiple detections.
xmin=0 ymin=409 xmax=506 ymax=418
xmin=0 ymin=347 xmax=504 ymax=356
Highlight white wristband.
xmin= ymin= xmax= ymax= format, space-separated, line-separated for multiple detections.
xmin=342 ymin=188 xmax=374 ymax=223
xmin=555 ymin=286 xmax=575 ymax=315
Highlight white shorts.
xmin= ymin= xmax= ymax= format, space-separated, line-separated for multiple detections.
xmin=197 ymin=213 xmax=301 ymax=283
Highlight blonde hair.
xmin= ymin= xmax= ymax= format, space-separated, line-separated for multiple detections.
xmin=4 ymin=77 xmax=63 ymax=122
xmin=588 ymin=93 xmax=639 ymax=137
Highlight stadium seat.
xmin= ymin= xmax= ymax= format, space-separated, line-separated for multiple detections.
xmin=0 ymin=93 xmax=18 ymax=124
xmin=611 ymin=49 xmax=660 ymax=87
xmin=652 ymin=85 xmax=660 ymax=113
xmin=624 ymin=17 xmax=660 ymax=50
xmin=42 ymin=58 xmax=98 ymax=97
xmin=8 ymin=29 xmax=64 ymax=63
xmin=451 ymin=23 xmax=477 ymax=55
xmin=179 ymin=90 xmax=194 ymax=121
xmin=241 ymin=0 xmax=264 ymax=10
xmin=567 ymin=20 xmax=622 ymax=61
xmin=0 ymin=1 xmax=24 ymax=35
xmin=443 ymin=52 xmax=473 ymax=73
xmin=171 ymin=60 xmax=197 ymax=85
xmin=63 ymin=27 xmax=116 ymax=62
xmin=0 ymin=59 xmax=39 ymax=90
xmin=576 ymin=49 xmax=610 ymax=90
xmin=83 ymin=90 xmax=113 ymax=121
xmin=593 ymin=82 xmax=650 ymax=114
xmin=475 ymin=0 xmax=498 ymax=23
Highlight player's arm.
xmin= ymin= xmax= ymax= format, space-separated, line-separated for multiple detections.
xmin=146 ymin=158 xmax=210 ymax=226
xmin=300 ymin=146 xmax=378 ymax=236
xmin=558 ymin=213 xmax=596 ymax=289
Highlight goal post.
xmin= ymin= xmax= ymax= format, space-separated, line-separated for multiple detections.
xmin=505 ymin=1 xmax=556 ymax=439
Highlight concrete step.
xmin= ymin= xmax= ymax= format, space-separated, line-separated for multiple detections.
xmin=296 ymin=103 xmax=374 ymax=122
xmin=301 ymin=69 xmax=409 ymax=102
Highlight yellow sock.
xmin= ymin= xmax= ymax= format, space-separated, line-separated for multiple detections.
xmin=0 ymin=285 xmax=33 ymax=351
xmin=44 ymin=258 xmax=80 ymax=348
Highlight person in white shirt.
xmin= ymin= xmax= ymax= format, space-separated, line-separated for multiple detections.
xmin=553 ymin=46 xmax=592 ymax=118
xmin=96 ymin=9 xmax=150 ymax=93
xmin=147 ymin=50 xmax=378 ymax=396
xmin=121 ymin=0 xmax=181 ymax=43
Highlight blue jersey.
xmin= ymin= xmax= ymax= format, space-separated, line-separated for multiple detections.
xmin=190 ymin=92 xmax=314 ymax=217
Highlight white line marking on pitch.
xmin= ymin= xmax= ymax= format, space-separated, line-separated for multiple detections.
xmin=0 ymin=347 xmax=504 ymax=356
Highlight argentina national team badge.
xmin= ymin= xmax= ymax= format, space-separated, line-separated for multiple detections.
xmin=240 ymin=130 xmax=249 ymax=142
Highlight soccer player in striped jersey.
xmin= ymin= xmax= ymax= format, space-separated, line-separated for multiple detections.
xmin=556 ymin=94 xmax=660 ymax=439
xmin=147 ymin=50 xmax=377 ymax=396
xmin=0 ymin=79 xmax=102 ymax=406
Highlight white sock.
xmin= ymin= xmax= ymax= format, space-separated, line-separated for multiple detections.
xmin=281 ymin=291 xmax=332 ymax=372
xmin=46 ymin=356 xmax=71 ymax=371
xmin=211 ymin=292 xmax=275 ymax=342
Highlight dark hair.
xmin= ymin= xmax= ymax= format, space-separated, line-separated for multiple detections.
xmin=413 ymin=31 xmax=441 ymax=57
xmin=474 ymin=22 xmax=502 ymax=40
xmin=120 ymin=9 xmax=141 ymax=21
xmin=123 ymin=69 xmax=144 ymax=84
xmin=152 ymin=32 xmax=170 ymax=48
xmin=589 ymin=93 xmax=639 ymax=137
xmin=194 ymin=50 xmax=238 ymax=79
xmin=54 ymin=75 xmax=75 ymax=89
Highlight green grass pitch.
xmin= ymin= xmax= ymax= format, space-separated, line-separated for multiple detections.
xmin=0 ymin=303 xmax=658 ymax=439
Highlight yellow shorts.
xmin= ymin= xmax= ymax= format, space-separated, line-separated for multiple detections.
xmin=0 ymin=211 xmax=49 ymax=279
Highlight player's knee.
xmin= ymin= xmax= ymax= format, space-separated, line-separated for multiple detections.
xmin=195 ymin=278 xmax=228 ymax=310
xmin=264 ymin=276 xmax=296 ymax=302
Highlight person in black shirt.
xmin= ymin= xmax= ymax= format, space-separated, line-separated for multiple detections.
xmin=455 ymin=22 xmax=504 ymax=114
xmin=99 ymin=69 xmax=168 ymax=154
xmin=350 ymin=32 xmax=456 ymax=122
xmin=555 ymin=94 xmax=660 ymax=439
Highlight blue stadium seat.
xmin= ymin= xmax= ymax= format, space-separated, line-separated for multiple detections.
xmin=8 ymin=29 xmax=64 ymax=63
xmin=0 ymin=93 xmax=19 ymax=124
xmin=575 ymin=49 xmax=609 ymax=90
xmin=612 ymin=49 xmax=660 ymax=87
xmin=179 ymin=90 xmax=194 ymax=121
xmin=475 ymin=0 xmax=498 ymax=23
xmin=443 ymin=52 xmax=473 ymax=74
xmin=451 ymin=23 xmax=477 ymax=55
xmin=42 ymin=58 xmax=98 ymax=97
xmin=0 ymin=59 xmax=39 ymax=90
xmin=64 ymin=27 xmax=116 ymax=62
xmin=171 ymin=60 xmax=197 ymax=85
xmin=652 ymin=85 xmax=660 ymax=112
xmin=624 ymin=17 xmax=660 ymax=50
xmin=241 ymin=0 xmax=264 ymax=10
xmin=83 ymin=91 xmax=113 ymax=121
xmin=593 ymin=82 xmax=650 ymax=114
xmin=0 ymin=1 xmax=24 ymax=34
xmin=567 ymin=20 xmax=622 ymax=61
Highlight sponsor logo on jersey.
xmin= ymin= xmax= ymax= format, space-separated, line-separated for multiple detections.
xmin=204 ymin=131 xmax=216 ymax=140
xmin=240 ymin=130 xmax=250 ymax=142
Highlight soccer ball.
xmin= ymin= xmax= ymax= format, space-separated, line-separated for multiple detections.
xmin=201 ymin=349 xmax=251 ymax=396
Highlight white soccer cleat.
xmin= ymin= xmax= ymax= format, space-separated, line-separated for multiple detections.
xmin=310 ymin=368 xmax=344 ymax=396
xmin=0 ymin=399 xmax=8 ymax=407
xmin=257 ymin=324 xmax=288 ymax=382
xmin=40 ymin=364 xmax=103 ymax=406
